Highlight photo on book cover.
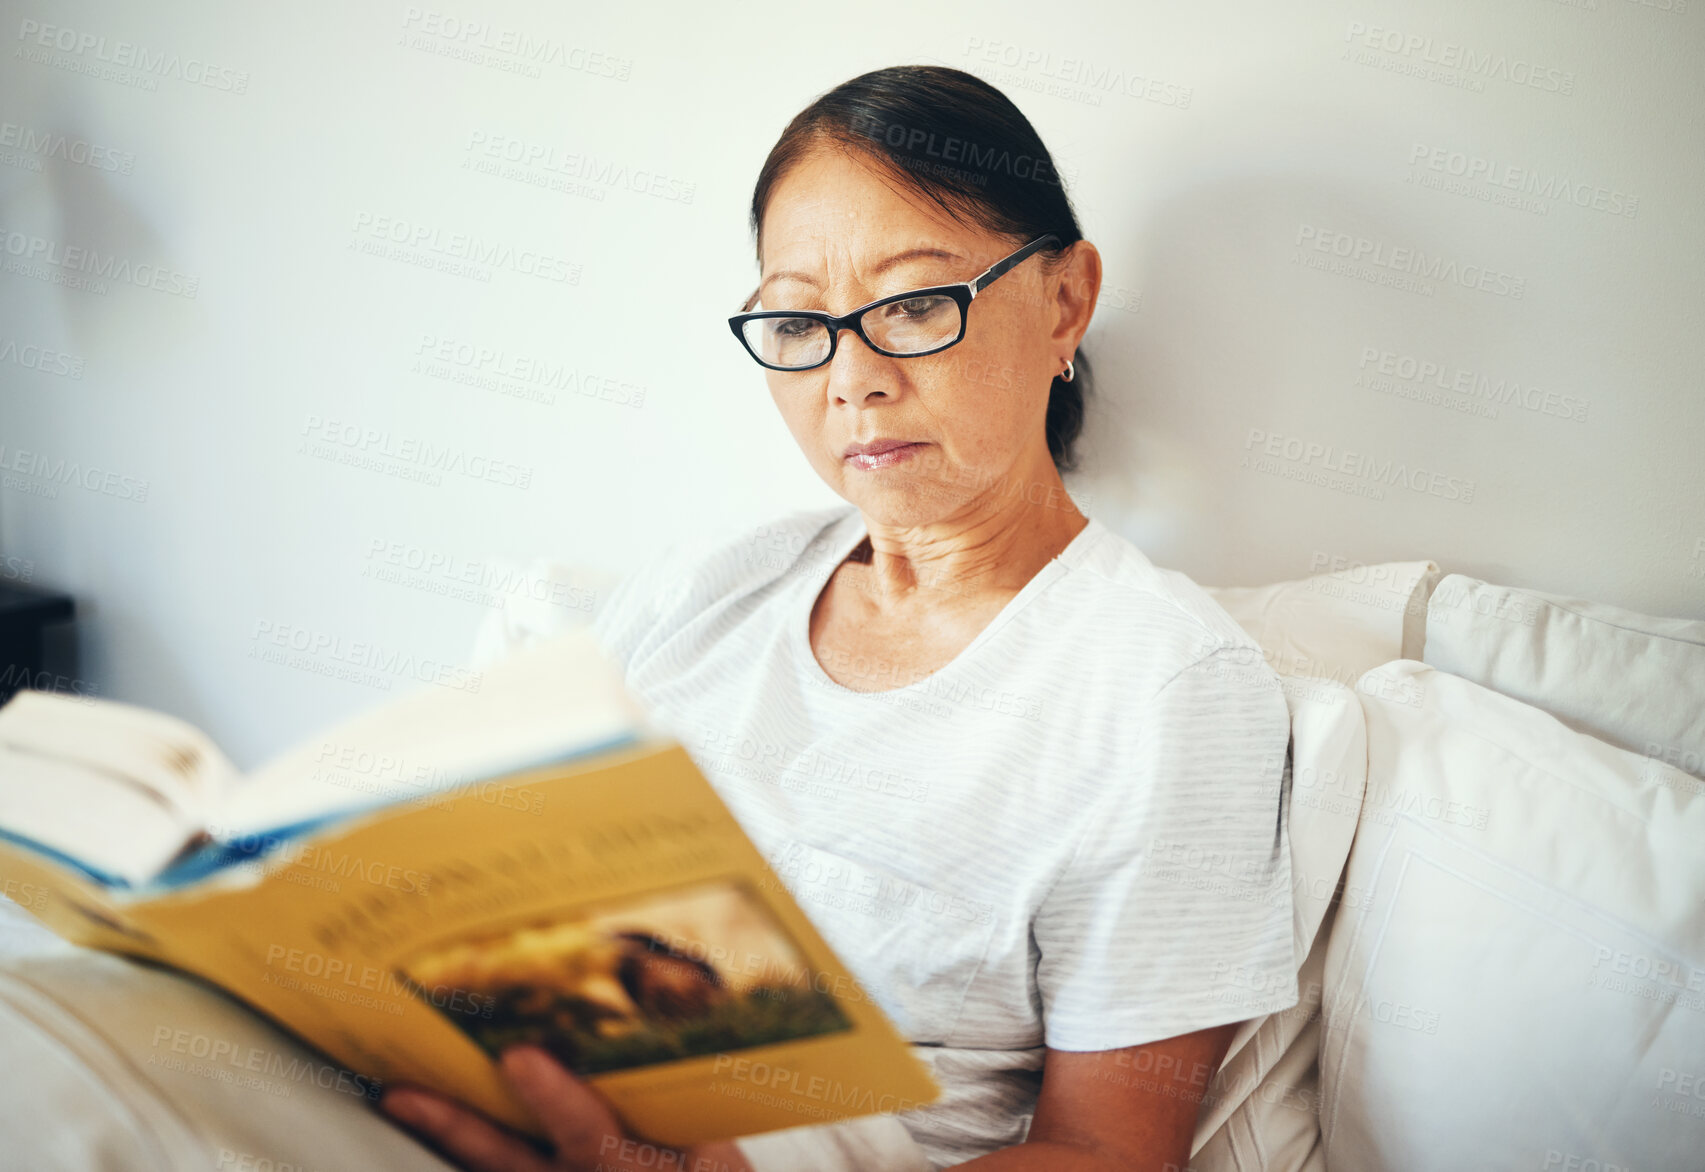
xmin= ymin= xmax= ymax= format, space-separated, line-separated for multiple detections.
xmin=393 ymin=876 xmax=853 ymax=1075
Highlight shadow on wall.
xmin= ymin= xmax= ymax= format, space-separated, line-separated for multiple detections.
xmin=1074 ymin=161 xmax=1614 ymax=599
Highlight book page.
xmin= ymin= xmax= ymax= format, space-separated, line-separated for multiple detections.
xmin=0 ymin=747 xmax=205 ymax=886
xmin=214 ymin=627 xmax=647 ymax=841
xmin=0 ymin=689 xmax=237 ymax=824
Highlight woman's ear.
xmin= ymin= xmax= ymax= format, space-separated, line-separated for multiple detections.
xmin=1051 ymin=240 xmax=1103 ymax=354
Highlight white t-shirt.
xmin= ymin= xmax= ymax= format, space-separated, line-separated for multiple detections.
xmin=589 ymin=504 xmax=1298 ymax=1169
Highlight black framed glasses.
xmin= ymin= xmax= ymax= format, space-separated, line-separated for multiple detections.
xmin=728 ymin=234 xmax=1062 ymax=372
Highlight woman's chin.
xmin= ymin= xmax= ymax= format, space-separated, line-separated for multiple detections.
xmin=838 ymin=480 xmax=967 ymax=531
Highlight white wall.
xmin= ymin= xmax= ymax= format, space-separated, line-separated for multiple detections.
xmin=2 ymin=0 xmax=1700 ymax=768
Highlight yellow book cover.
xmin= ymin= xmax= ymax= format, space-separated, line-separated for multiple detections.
xmin=0 ymin=632 xmax=939 ymax=1149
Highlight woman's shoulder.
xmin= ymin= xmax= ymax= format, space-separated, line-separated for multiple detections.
xmin=671 ymin=502 xmax=857 ymax=595
xmin=590 ymin=504 xmax=855 ymax=668
xmin=1064 ymin=519 xmax=1271 ymax=687
xmin=620 ymin=503 xmax=851 ymax=590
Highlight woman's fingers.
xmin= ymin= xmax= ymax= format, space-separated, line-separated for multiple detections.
xmin=382 ymin=1085 xmax=557 ymax=1172
xmin=496 ymin=1045 xmax=640 ymax=1164
xmin=380 ymin=1047 xmax=669 ymax=1172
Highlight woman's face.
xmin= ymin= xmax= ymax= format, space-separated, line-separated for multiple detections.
xmin=755 ymin=148 xmax=1098 ymax=530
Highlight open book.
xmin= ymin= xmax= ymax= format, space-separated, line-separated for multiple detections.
xmin=0 ymin=628 xmax=938 ymax=1147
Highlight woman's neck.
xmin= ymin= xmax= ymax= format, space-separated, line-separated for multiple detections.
xmin=855 ymin=473 xmax=1088 ymax=609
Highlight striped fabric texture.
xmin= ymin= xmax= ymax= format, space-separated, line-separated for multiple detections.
xmin=591 ymin=505 xmax=1298 ymax=1168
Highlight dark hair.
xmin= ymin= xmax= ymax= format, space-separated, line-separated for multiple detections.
xmin=747 ymin=65 xmax=1091 ymax=473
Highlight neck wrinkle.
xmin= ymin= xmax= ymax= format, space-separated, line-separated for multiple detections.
xmin=854 ymin=468 xmax=1088 ymax=608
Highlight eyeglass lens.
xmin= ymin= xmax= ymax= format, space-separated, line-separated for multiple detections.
xmin=741 ymin=293 xmax=962 ymax=369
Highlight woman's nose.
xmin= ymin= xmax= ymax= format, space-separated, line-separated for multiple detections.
xmin=824 ymin=330 xmax=901 ymax=406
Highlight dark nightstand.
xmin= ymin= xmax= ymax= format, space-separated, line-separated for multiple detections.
xmin=0 ymin=583 xmax=75 ymax=706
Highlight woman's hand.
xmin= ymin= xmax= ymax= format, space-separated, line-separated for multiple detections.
xmin=380 ymin=1045 xmax=753 ymax=1172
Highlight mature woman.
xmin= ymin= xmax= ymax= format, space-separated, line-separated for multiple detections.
xmin=382 ymin=65 xmax=1297 ymax=1172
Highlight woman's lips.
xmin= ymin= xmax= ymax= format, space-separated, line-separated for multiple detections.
xmin=844 ymin=442 xmax=925 ymax=471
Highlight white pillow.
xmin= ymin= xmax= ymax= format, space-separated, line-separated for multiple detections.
xmin=468 ymin=558 xmax=620 ymax=669
xmin=1205 ymin=561 xmax=1442 ymax=688
xmin=1423 ymin=573 xmax=1705 ymax=778
xmin=1319 ymin=661 xmax=1705 ymax=1171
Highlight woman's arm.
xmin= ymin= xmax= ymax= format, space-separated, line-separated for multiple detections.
xmin=383 ymin=1023 xmax=1235 ymax=1172
xmin=955 ymin=1026 xmax=1236 ymax=1171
